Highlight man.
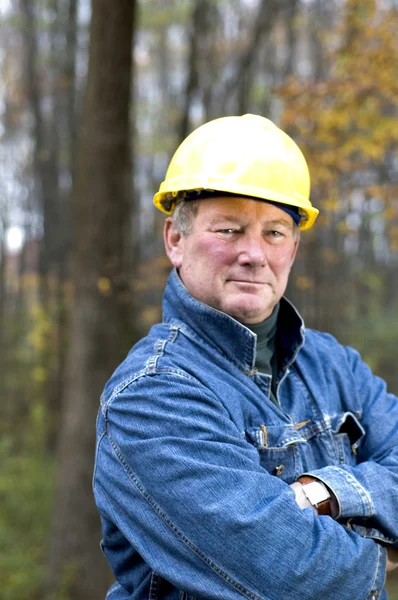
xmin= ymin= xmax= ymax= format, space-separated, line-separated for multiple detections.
xmin=94 ymin=114 xmax=398 ymax=599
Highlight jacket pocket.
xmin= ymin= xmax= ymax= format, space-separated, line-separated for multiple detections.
xmin=245 ymin=425 xmax=299 ymax=481
xmin=332 ymin=412 xmax=365 ymax=465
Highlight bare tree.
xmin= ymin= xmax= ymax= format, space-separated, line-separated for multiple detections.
xmin=45 ymin=1 xmax=137 ymax=597
xmin=179 ymin=0 xmax=215 ymax=141
xmin=0 ymin=214 xmax=7 ymax=345
xmin=223 ymin=0 xmax=286 ymax=113
xmin=20 ymin=0 xmax=61 ymax=302
xmin=284 ymin=0 xmax=300 ymax=77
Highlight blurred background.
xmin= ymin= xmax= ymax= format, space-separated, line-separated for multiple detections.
xmin=1 ymin=0 xmax=398 ymax=598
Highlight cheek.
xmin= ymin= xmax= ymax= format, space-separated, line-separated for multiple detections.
xmin=269 ymin=247 xmax=296 ymax=273
xmin=196 ymin=239 xmax=234 ymax=267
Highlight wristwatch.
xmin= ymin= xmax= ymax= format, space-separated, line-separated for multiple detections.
xmin=297 ymin=476 xmax=332 ymax=516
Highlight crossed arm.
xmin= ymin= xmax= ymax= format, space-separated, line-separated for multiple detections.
xmin=290 ymin=345 xmax=398 ymax=575
xmin=96 ymin=366 xmax=398 ymax=599
xmin=290 ymin=478 xmax=398 ymax=573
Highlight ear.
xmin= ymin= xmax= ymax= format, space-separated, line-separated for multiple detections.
xmin=164 ymin=218 xmax=184 ymax=267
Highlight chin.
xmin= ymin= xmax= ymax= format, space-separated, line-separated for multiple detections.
xmin=240 ymin=315 xmax=269 ymax=325
xmin=226 ymin=305 xmax=270 ymax=324
xmin=221 ymin=293 xmax=274 ymax=323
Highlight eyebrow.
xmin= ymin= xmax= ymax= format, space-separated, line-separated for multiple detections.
xmin=208 ymin=215 xmax=243 ymax=226
xmin=265 ymin=219 xmax=293 ymax=228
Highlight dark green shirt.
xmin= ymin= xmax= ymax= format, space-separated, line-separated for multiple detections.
xmin=246 ymin=303 xmax=280 ymax=404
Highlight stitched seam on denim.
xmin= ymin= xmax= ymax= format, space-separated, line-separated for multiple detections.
xmin=325 ymin=466 xmax=374 ymax=515
xmin=277 ymin=436 xmax=306 ymax=447
xmin=104 ymin=365 xmax=200 ymax=413
xmin=165 ymin=318 xmax=255 ymax=372
xmin=104 ymin=368 xmax=212 ymax=418
xmin=168 ymin=326 xmax=179 ymax=343
xmin=102 ymin=368 xmax=148 ymax=412
xmin=141 ymin=367 xmax=198 ymax=380
xmin=163 ymin=319 xmax=198 ymax=342
xmin=298 ymin=417 xmax=333 ymax=439
xmin=252 ymin=427 xmax=306 ymax=449
xmin=166 ymin=314 xmax=254 ymax=346
xmin=108 ymin=435 xmax=264 ymax=600
xmin=258 ymin=441 xmax=306 ymax=454
xmin=146 ymin=339 xmax=168 ymax=374
xmin=149 ymin=571 xmax=161 ymax=600
xmin=351 ymin=524 xmax=397 ymax=545
xmin=369 ymin=542 xmax=383 ymax=598
xmin=146 ymin=326 xmax=189 ymax=373
xmin=92 ymin=430 xmax=107 ymax=489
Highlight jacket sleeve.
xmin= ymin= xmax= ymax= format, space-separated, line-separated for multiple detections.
xmin=302 ymin=345 xmax=398 ymax=546
xmin=94 ymin=368 xmax=387 ymax=600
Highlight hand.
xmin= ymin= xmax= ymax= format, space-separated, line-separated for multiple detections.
xmin=386 ymin=547 xmax=398 ymax=573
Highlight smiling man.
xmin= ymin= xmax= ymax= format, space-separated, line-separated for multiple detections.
xmin=93 ymin=115 xmax=398 ymax=600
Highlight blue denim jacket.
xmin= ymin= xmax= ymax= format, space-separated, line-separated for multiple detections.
xmin=93 ymin=269 xmax=398 ymax=600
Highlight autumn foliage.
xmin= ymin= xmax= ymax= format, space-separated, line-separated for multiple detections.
xmin=279 ymin=0 xmax=398 ymax=236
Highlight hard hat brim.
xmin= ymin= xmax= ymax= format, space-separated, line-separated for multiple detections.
xmin=154 ymin=184 xmax=319 ymax=231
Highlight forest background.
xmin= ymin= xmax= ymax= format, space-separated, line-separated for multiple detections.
xmin=1 ymin=0 xmax=398 ymax=598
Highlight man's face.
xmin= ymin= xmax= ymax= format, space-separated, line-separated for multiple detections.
xmin=164 ymin=196 xmax=300 ymax=324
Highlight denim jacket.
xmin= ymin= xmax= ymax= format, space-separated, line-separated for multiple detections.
xmin=93 ymin=268 xmax=398 ymax=600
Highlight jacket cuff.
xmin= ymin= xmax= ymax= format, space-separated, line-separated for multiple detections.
xmin=300 ymin=466 xmax=374 ymax=520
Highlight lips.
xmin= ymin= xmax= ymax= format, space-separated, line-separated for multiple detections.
xmin=227 ymin=279 xmax=268 ymax=286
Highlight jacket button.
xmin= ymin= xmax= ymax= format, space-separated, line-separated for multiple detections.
xmin=275 ymin=464 xmax=285 ymax=476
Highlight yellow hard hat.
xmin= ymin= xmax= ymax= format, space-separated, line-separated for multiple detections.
xmin=153 ymin=114 xmax=319 ymax=230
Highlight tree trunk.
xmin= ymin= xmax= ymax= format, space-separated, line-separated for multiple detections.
xmin=43 ymin=0 xmax=79 ymax=453
xmin=20 ymin=0 xmax=66 ymax=450
xmin=45 ymin=1 xmax=137 ymax=598
xmin=284 ymin=0 xmax=300 ymax=77
xmin=20 ymin=0 xmax=60 ymax=302
xmin=0 ymin=215 xmax=7 ymax=348
xmin=178 ymin=0 xmax=211 ymax=142
xmin=66 ymin=0 xmax=79 ymax=181
xmin=222 ymin=0 xmax=284 ymax=114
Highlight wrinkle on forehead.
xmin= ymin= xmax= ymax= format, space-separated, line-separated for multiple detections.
xmin=197 ymin=196 xmax=294 ymax=222
xmin=205 ymin=212 xmax=295 ymax=230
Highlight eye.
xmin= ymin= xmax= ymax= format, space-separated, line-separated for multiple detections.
xmin=265 ymin=229 xmax=288 ymax=243
xmin=217 ymin=228 xmax=239 ymax=235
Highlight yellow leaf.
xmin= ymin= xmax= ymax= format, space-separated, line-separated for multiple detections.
xmin=97 ymin=277 xmax=112 ymax=296
xmin=32 ymin=367 xmax=48 ymax=384
xmin=294 ymin=276 xmax=314 ymax=290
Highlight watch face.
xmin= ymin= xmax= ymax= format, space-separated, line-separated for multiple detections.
xmin=302 ymin=481 xmax=330 ymax=506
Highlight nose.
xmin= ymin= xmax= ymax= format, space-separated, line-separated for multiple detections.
xmin=237 ymin=234 xmax=266 ymax=267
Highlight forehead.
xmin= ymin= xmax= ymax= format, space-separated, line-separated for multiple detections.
xmin=194 ymin=195 xmax=294 ymax=225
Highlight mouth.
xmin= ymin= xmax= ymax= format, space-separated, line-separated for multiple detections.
xmin=227 ymin=279 xmax=268 ymax=286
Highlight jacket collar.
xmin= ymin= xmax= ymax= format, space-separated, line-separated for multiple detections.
xmin=162 ymin=268 xmax=305 ymax=373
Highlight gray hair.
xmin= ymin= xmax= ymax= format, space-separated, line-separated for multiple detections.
xmin=171 ymin=198 xmax=199 ymax=236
